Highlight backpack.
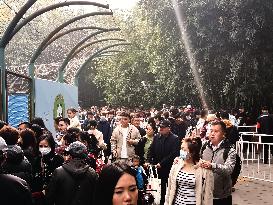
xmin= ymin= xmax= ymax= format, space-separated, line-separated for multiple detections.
xmin=201 ymin=141 xmax=242 ymax=186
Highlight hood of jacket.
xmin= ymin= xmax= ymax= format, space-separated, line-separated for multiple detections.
xmin=62 ymin=158 xmax=89 ymax=178
xmin=5 ymin=145 xmax=24 ymax=164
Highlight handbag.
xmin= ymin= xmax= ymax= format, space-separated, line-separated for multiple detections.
xmin=147 ymin=166 xmax=161 ymax=205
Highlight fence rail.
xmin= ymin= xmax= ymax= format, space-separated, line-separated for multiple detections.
xmin=236 ymin=139 xmax=273 ymax=183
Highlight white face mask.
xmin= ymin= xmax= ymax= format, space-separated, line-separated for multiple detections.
xmin=39 ymin=147 xmax=51 ymax=156
xmin=180 ymin=150 xmax=189 ymax=160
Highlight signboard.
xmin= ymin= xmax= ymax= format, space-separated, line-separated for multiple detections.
xmin=35 ymin=79 xmax=78 ymax=134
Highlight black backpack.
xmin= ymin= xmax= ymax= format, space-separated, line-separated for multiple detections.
xmin=201 ymin=142 xmax=242 ymax=186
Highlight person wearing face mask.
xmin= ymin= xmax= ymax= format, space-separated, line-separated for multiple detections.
xmin=31 ymin=133 xmax=64 ymax=204
xmin=164 ymin=137 xmax=214 ymax=205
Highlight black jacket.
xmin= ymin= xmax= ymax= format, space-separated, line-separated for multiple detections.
xmin=31 ymin=153 xmax=64 ymax=192
xmin=0 ymin=174 xmax=32 ymax=205
xmin=45 ymin=158 xmax=98 ymax=205
xmin=257 ymin=114 xmax=273 ymax=143
xmin=97 ymin=119 xmax=112 ymax=144
xmin=2 ymin=145 xmax=32 ymax=185
xmin=147 ymin=132 xmax=180 ymax=179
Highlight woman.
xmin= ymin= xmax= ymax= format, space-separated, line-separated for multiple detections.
xmin=32 ymin=133 xmax=64 ymax=203
xmin=143 ymin=124 xmax=156 ymax=160
xmin=94 ymin=161 xmax=138 ymax=205
xmin=164 ymin=137 xmax=214 ymax=205
xmin=67 ymin=108 xmax=81 ymax=130
xmin=18 ymin=128 xmax=38 ymax=166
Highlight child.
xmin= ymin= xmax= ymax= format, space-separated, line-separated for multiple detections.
xmin=132 ymin=155 xmax=147 ymax=190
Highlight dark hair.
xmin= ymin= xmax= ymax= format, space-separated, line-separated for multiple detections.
xmin=201 ymin=110 xmax=208 ymax=118
xmin=78 ymin=131 xmax=100 ymax=154
xmin=119 ymin=112 xmax=131 ymax=119
xmin=58 ymin=118 xmax=70 ymax=125
xmin=94 ymin=161 xmax=137 ymax=205
xmin=20 ymin=129 xmax=36 ymax=150
xmin=0 ymin=120 xmax=7 ymax=130
xmin=0 ymin=127 xmax=19 ymax=145
xmin=18 ymin=121 xmax=31 ymax=129
xmin=63 ymin=132 xmax=77 ymax=146
xmin=30 ymin=124 xmax=44 ymax=140
xmin=220 ymin=111 xmax=229 ymax=120
xmin=38 ymin=133 xmax=56 ymax=154
xmin=67 ymin=127 xmax=81 ymax=135
xmin=67 ymin=108 xmax=77 ymax=113
xmin=262 ymin=106 xmax=269 ymax=111
xmin=210 ymin=120 xmax=227 ymax=134
xmin=183 ymin=137 xmax=202 ymax=164
xmin=132 ymin=155 xmax=140 ymax=161
xmin=31 ymin=117 xmax=46 ymax=129
xmin=88 ymin=120 xmax=98 ymax=128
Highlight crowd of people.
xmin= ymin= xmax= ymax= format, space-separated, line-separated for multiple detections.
xmin=0 ymin=104 xmax=272 ymax=205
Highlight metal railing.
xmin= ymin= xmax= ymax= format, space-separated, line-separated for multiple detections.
xmin=236 ymin=137 xmax=273 ymax=182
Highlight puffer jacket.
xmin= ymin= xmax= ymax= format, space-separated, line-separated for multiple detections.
xmin=201 ymin=140 xmax=236 ymax=199
xmin=45 ymin=158 xmax=97 ymax=205
xmin=164 ymin=158 xmax=214 ymax=205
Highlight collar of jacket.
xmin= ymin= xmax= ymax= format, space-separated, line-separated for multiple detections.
xmin=207 ymin=139 xmax=231 ymax=151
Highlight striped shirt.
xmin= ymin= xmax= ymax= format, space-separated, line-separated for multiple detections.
xmin=173 ymin=170 xmax=196 ymax=205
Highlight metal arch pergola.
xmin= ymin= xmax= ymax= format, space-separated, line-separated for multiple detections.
xmin=74 ymin=42 xmax=131 ymax=86
xmin=0 ymin=0 xmax=117 ymax=121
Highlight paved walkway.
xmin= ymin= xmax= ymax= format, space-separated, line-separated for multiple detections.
xmin=233 ymin=176 xmax=273 ymax=205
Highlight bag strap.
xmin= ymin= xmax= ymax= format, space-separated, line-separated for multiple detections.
xmin=200 ymin=141 xmax=209 ymax=157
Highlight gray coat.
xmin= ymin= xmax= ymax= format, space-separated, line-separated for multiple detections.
xmin=201 ymin=140 xmax=236 ymax=199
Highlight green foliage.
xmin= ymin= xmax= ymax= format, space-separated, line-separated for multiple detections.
xmin=90 ymin=0 xmax=273 ymax=111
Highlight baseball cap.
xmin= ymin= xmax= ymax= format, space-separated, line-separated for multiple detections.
xmin=159 ymin=120 xmax=171 ymax=128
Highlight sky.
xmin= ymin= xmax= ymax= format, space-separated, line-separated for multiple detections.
xmin=104 ymin=0 xmax=139 ymax=10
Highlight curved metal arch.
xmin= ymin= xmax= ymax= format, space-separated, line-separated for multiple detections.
xmin=74 ymin=50 xmax=125 ymax=86
xmin=44 ymin=26 xmax=107 ymax=48
xmin=75 ymin=42 xmax=131 ymax=81
xmin=0 ymin=0 xmax=37 ymax=48
xmin=57 ymin=28 xmax=121 ymax=82
xmin=10 ymin=1 xmax=109 ymax=41
xmin=70 ymin=38 xmax=126 ymax=62
xmin=29 ymin=11 xmax=113 ymax=65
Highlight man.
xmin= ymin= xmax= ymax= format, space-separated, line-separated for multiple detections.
xmin=82 ymin=111 xmax=96 ymax=131
xmin=55 ymin=117 xmax=70 ymax=145
xmin=171 ymin=113 xmax=187 ymax=143
xmin=45 ymin=141 xmax=97 ymax=205
xmin=0 ymin=137 xmax=33 ymax=205
xmin=97 ymin=114 xmax=112 ymax=159
xmin=148 ymin=120 xmax=180 ymax=205
xmin=18 ymin=121 xmax=31 ymax=133
xmin=257 ymin=106 xmax=273 ymax=164
xmin=131 ymin=114 xmax=146 ymax=164
xmin=200 ymin=121 xmax=236 ymax=205
xmin=110 ymin=112 xmax=141 ymax=163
